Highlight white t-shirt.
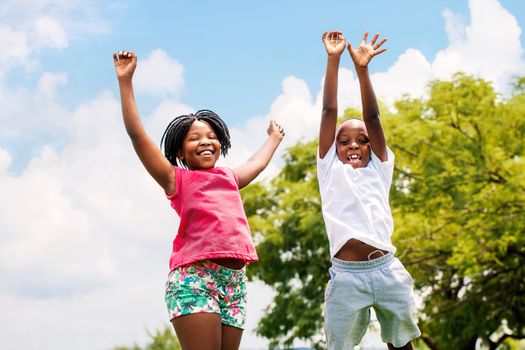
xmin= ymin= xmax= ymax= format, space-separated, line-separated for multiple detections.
xmin=317 ymin=143 xmax=396 ymax=258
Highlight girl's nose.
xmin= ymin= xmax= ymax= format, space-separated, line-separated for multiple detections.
xmin=200 ymin=138 xmax=211 ymax=146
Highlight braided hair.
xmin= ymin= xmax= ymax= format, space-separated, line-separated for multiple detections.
xmin=160 ymin=109 xmax=231 ymax=168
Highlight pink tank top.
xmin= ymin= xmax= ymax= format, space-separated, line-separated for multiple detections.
xmin=166 ymin=166 xmax=258 ymax=270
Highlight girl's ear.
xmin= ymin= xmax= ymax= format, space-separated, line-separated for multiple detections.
xmin=177 ymin=150 xmax=184 ymax=161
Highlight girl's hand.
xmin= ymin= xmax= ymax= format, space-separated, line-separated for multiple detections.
xmin=268 ymin=120 xmax=285 ymax=140
xmin=113 ymin=50 xmax=137 ymax=81
xmin=322 ymin=31 xmax=346 ymax=57
xmin=348 ymin=32 xmax=387 ymax=68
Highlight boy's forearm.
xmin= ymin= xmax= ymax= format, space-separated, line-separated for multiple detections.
xmin=322 ymin=55 xmax=341 ymax=113
xmin=355 ymin=66 xmax=380 ymax=121
xmin=318 ymin=54 xmax=340 ymax=158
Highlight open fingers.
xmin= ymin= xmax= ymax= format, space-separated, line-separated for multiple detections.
xmin=373 ymin=37 xmax=387 ymax=50
xmin=372 ymin=48 xmax=387 ymax=57
xmin=361 ymin=32 xmax=369 ymax=45
xmin=370 ymin=33 xmax=379 ymax=46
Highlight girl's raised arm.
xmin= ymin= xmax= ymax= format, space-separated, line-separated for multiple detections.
xmin=114 ymin=51 xmax=176 ymax=195
xmin=234 ymin=120 xmax=284 ymax=189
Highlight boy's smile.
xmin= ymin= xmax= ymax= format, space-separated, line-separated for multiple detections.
xmin=178 ymin=120 xmax=221 ymax=170
xmin=336 ymin=119 xmax=371 ymax=169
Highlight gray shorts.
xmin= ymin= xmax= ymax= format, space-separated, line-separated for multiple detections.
xmin=324 ymin=253 xmax=421 ymax=349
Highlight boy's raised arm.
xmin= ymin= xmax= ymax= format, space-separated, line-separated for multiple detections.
xmin=348 ymin=32 xmax=388 ymax=161
xmin=319 ymin=31 xmax=346 ymax=159
xmin=234 ymin=120 xmax=285 ymax=189
xmin=114 ymin=51 xmax=175 ymax=194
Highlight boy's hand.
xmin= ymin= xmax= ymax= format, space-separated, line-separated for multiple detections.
xmin=267 ymin=120 xmax=285 ymax=140
xmin=322 ymin=31 xmax=346 ymax=57
xmin=348 ymin=32 xmax=387 ymax=68
xmin=113 ymin=50 xmax=137 ymax=81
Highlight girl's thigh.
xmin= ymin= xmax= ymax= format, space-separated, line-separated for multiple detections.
xmin=172 ymin=313 xmax=222 ymax=350
xmin=221 ymin=324 xmax=243 ymax=350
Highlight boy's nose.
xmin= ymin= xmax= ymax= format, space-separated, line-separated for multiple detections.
xmin=200 ymin=138 xmax=211 ymax=145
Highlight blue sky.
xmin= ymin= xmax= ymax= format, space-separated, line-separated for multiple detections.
xmin=1 ymin=1 xmax=524 ymax=349
xmin=35 ymin=0 xmax=525 ymax=119
xmin=2 ymin=0 xmax=524 ymax=174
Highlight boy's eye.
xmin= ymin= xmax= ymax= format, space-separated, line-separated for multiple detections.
xmin=358 ymin=138 xmax=368 ymax=144
xmin=340 ymin=140 xmax=349 ymax=145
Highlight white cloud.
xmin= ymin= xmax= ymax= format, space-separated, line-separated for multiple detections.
xmin=0 ymin=148 xmax=12 ymax=171
xmin=0 ymin=24 xmax=30 ymax=65
xmin=33 ymin=16 xmax=68 ymax=49
xmin=373 ymin=49 xmax=432 ymax=103
xmin=134 ymin=49 xmax=185 ymax=98
xmin=37 ymin=72 xmax=68 ymax=98
xmin=0 ymin=0 xmax=109 ymax=76
xmin=0 ymin=71 xmax=70 ymax=141
xmin=433 ymin=0 xmax=525 ymax=91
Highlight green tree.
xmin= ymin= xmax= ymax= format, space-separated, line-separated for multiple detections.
xmin=242 ymin=74 xmax=525 ymax=349
xmin=243 ymin=139 xmax=328 ymax=349
xmin=114 ymin=325 xmax=181 ymax=350
xmin=388 ymin=74 xmax=525 ymax=350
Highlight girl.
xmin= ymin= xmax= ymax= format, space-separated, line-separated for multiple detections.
xmin=114 ymin=50 xmax=285 ymax=350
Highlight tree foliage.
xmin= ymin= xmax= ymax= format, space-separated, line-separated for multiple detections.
xmin=242 ymin=74 xmax=525 ymax=349
xmin=243 ymin=138 xmax=328 ymax=349
xmin=114 ymin=325 xmax=181 ymax=350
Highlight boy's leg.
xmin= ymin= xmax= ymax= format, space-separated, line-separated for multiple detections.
xmin=372 ymin=257 xmax=421 ymax=347
xmin=172 ymin=313 xmax=222 ymax=350
xmin=324 ymin=259 xmax=374 ymax=349
xmin=387 ymin=342 xmax=413 ymax=350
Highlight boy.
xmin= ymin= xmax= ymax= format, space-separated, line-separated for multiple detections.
xmin=317 ymin=31 xmax=421 ymax=349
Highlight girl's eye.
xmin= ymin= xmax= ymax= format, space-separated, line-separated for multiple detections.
xmin=358 ymin=139 xmax=368 ymax=144
xmin=340 ymin=140 xmax=349 ymax=145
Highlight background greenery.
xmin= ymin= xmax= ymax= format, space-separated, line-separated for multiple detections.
xmin=116 ymin=74 xmax=525 ymax=350
xmin=242 ymin=74 xmax=525 ymax=350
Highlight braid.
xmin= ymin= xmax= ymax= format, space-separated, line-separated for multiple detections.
xmin=160 ymin=109 xmax=231 ymax=168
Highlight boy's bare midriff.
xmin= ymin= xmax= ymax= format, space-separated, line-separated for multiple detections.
xmin=335 ymin=239 xmax=389 ymax=261
xmin=210 ymin=258 xmax=246 ymax=270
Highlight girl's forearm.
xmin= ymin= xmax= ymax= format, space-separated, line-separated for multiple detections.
xmin=235 ymin=134 xmax=282 ymax=188
xmin=118 ymin=79 xmax=146 ymax=139
xmin=247 ymin=135 xmax=282 ymax=171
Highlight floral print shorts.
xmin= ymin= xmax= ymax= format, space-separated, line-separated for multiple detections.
xmin=165 ymin=260 xmax=247 ymax=329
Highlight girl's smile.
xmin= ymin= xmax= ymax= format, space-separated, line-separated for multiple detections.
xmin=178 ymin=120 xmax=221 ymax=170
